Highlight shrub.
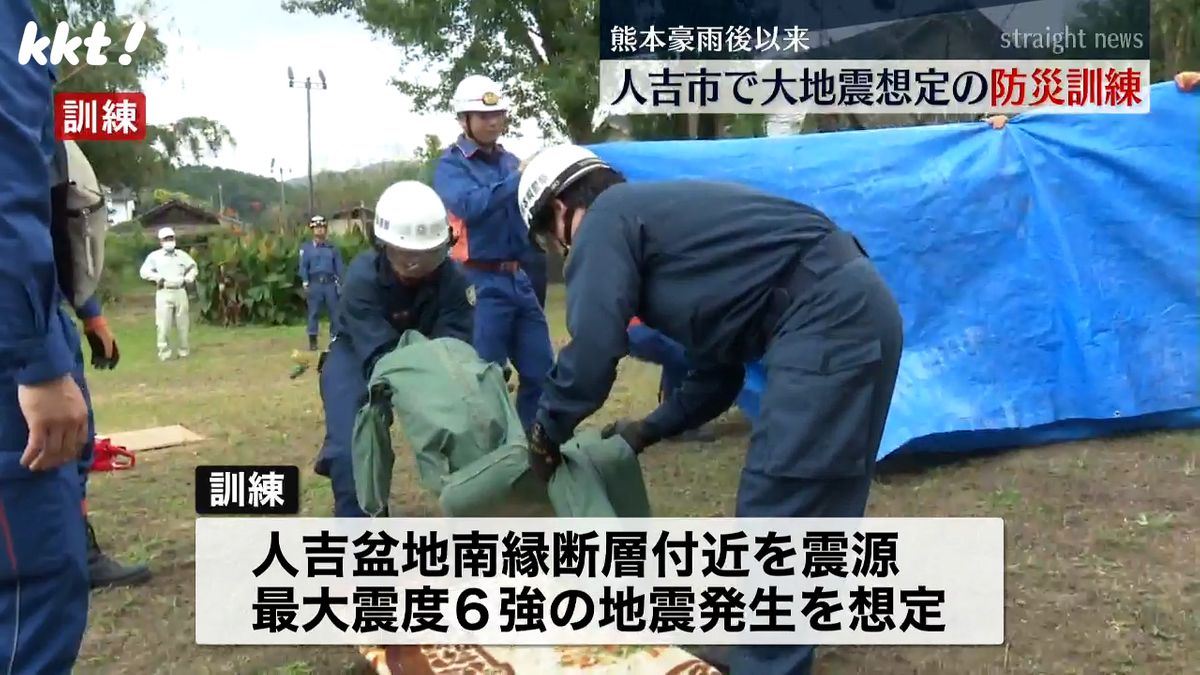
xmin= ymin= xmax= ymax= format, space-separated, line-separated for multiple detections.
xmin=193 ymin=228 xmax=373 ymax=326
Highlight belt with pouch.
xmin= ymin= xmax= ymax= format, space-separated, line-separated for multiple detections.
xmin=462 ymin=259 xmax=521 ymax=274
xmin=311 ymin=273 xmax=336 ymax=284
xmin=762 ymin=229 xmax=869 ymax=334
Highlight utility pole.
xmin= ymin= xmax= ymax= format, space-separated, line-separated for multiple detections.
xmin=217 ymin=183 xmax=224 ymax=213
xmin=287 ymin=66 xmax=326 ymax=219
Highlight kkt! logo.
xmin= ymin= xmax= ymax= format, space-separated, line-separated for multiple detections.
xmin=17 ymin=20 xmax=146 ymax=67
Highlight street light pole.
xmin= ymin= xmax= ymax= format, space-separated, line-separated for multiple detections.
xmin=287 ymin=67 xmax=326 ymax=219
xmin=305 ymin=83 xmax=313 ymax=216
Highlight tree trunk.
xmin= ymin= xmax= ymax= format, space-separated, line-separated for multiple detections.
xmin=564 ymin=108 xmax=596 ymax=143
xmin=695 ymin=114 xmax=719 ymax=140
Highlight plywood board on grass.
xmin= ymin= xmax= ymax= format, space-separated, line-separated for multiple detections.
xmin=95 ymin=424 xmax=205 ymax=452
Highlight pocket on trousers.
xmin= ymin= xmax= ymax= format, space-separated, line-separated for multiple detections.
xmin=0 ymin=464 xmax=77 ymax=584
xmin=748 ymin=336 xmax=884 ymax=479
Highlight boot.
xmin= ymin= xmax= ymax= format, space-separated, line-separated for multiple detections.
xmin=87 ymin=519 xmax=152 ymax=590
xmin=308 ymin=334 xmax=318 ymax=351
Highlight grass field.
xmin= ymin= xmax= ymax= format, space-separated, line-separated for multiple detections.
xmin=77 ymin=285 xmax=1197 ymax=674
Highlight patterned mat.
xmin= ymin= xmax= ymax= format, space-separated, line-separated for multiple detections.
xmin=359 ymin=645 xmax=722 ymax=674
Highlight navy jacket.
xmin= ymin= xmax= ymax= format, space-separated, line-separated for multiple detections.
xmin=432 ymin=135 xmax=530 ymax=262
xmin=299 ymin=239 xmax=344 ymax=283
xmin=333 ymin=250 xmax=474 ymax=381
xmin=535 ymin=180 xmax=842 ymax=444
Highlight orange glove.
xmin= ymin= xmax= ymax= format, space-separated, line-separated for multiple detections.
xmin=1175 ymin=72 xmax=1199 ymax=92
xmin=83 ymin=316 xmax=120 ymax=370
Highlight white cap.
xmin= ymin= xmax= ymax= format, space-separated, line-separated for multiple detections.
xmin=517 ymin=144 xmax=611 ymax=229
xmin=372 ymin=181 xmax=451 ymax=251
xmin=158 ymin=226 xmax=176 ymax=240
xmin=452 ymin=74 xmax=509 ymax=114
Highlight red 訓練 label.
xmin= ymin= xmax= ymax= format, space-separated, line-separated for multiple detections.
xmin=54 ymin=91 xmax=147 ymax=141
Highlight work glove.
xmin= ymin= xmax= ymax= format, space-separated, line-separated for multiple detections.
xmin=600 ymin=418 xmax=660 ymax=455
xmin=156 ymin=278 xmax=165 ymax=290
xmin=527 ymin=422 xmax=562 ymax=483
xmin=83 ymin=316 xmax=120 ymax=370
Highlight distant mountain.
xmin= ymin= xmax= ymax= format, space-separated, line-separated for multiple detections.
xmin=154 ymin=157 xmax=429 ymax=226
xmin=285 ymin=159 xmax=409 ymax=186
xmin=158 ymin=165 xmax=301 ymax=225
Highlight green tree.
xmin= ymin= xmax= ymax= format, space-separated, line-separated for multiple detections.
xmin=161 ymin=165 xmax=302 ymax=228
xmin=413 ymin=134 xmax=444 ymax=184
xmin=283 ymin=0 xmax=776 ymax=143
xmin=1071 ymin=0 xmax=1197 ymax=82
xmin=150 ymin=188 xmax=207 ymax=208
xmin=284 ymin=0 xmax=600 ymax=142
xmin=312 ymin=160 xmax=423 ymax=216
xmin=33 ymin=0 xmax=235 ymax=189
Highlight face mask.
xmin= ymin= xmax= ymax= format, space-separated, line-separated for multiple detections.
xmin=162 ymin=240 xmax=176 ymax=251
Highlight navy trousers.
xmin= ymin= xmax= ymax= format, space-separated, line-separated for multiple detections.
xmin=0 ymin=308 xmax=90 ymax=674
xmin=520 ymin=249 xmax=548 ymax=308
xmin=306 ymin=281 xmax=340 ymax=338
xmin=732 ymin=258 xmax=904 ymax=675
xmin=315 ymin=341 xmax=372 ymax=518
xmin=464 ymin=268 xmax=553 ymax=432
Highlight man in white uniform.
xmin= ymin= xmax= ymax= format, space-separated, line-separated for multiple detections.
xmin=138 ymin=227 xmax=198 ymax=360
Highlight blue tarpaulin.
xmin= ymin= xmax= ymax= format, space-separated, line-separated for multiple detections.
xmin=588 ymin=81 xmax=1200 ymax=461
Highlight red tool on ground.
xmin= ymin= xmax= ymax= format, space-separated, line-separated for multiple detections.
xmin=91 ymin=438 xmax=136 ymax=472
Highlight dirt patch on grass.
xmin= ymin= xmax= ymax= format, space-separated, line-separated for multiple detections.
xmin=78 ymin=307 xmax=1198 ymax=674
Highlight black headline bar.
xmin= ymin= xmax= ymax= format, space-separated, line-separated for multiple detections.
xmin=598 ymin=0 xmax=1151 ymax=61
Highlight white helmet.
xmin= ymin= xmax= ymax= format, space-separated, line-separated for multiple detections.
xmin=372 ymin=181 xmax=451 ymax=251
xmin=517 ymin=144 xmax=612 ymax=230
xmin=157 ymin=226 xmax=176 ymax=240
xmin=452 ymin=74 xmax=509 ymax=114
xmin=63 ymin=140 xmax=103 ymax=210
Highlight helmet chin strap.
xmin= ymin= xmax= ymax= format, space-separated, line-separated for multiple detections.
xmin=556 ymin=206 xmax=577 ymax=256
xmin=563 ymin=208 xmax=577 ymax=247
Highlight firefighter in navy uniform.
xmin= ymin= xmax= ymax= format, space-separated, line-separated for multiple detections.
xmin=313 ymin=181 xmax=474 ymax=517
xmin=299 ymin=215 xmax=345 ymax=351
xmin=518 ymin=145 xmax=905 ymax=675
xmin=1 ymin=6 xmax=89 ymax=670
xmin=432 ymin=74 xmax=554 ymax=433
